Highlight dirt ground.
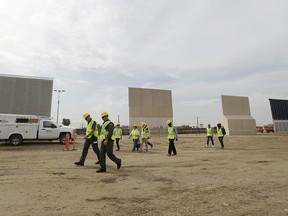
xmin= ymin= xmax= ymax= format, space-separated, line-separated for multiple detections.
xmin=0 ymin=134 xmax=288 ymax=216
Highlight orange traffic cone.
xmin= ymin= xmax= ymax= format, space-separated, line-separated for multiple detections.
xmin=63 ymin=133 xmax=70 ymax=151
xmin=72 ymin=132 xmax=77 ymax=150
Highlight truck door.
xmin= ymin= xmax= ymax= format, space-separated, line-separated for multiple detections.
xmin=38 ymin=120 xmax=59 ymax=139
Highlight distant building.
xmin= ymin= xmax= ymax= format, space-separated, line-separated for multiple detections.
xmin=0 ymin=74 xmax=53 ymax=117
xmin=221 ymin=95 xmax=256 ymax=135
xmin=269 ymin=98 xmax=288 ymax=133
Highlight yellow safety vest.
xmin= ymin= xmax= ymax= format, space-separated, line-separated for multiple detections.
xmin=100 ymin=120 xmax=115 ymax=141
xmin=207 ymin=127 xmax=213 ymax=136
xmin=167 ymin=126 xmax=175 ymax=139
xmin=217 ymin=127 xmax=224 ymax=137
xmin=141 ymin=128 xmax=149 ymax=139
xmin=131 ymin=129 xmax=139 ymax=139
xmin=86 ymin=119 xmax=98 ymax=139
xmin=113 ymin=128 xmax=122 ymax=139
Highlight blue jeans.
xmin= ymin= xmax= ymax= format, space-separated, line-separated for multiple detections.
xmin=132 ymin=139 xmax=139 ymax=151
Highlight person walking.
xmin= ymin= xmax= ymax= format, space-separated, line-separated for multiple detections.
xmin=74 ymin=113 xmax=100 ymax=166
xmin=139 ymin=122 xmax=150 ymax=152
xmin=217 ymin=122 xmax=226 ymax=149
xmin=166 ymin=119 xmax=178 ymax=156
xmin=96 ymin=111 xmax=122 ymax=173
xmin=113 ymin=123 xmax=122 ymax=151
xmin=205 ymin=123 xmax=214 ymax=148
xmin=128 ymin=124 xmax=140 ymax=151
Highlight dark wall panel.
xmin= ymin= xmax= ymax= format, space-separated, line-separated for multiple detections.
xmin=0 ymin=75 xmax=53 ymax=117
xmin=269 ymin=99 xmax=288 ymax=120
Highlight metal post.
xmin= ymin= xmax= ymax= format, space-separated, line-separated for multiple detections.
xmin=54 ymin=89 xmax=65 ymax=124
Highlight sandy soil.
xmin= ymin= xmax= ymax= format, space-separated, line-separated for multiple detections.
xmin=0 ymin=134 xmax=288 ymax=216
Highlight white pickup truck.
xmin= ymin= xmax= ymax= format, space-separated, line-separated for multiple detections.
xmin=0 ymin=114 xmax=76 ymax=145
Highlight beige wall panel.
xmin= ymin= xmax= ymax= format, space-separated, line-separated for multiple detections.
xmin=141 ymin=107 xmax=154 ymax=117
xmin=141 ymin=88 xmax=153 ymax=106
xmin=128 ymin=87 xmax=173 ymax=128
xmin=128 ymin=88 xmax=141 ymax=106
xmin=222 ymin=95 xmax=251 ymax=116
xmin=164 ymin=107 xmax=173 ymax=116
xmin=226 ymin=118 xmax=256 ymax=135
xmin=164 ymin=90 xmax=172 ymax=106
xmin=129 ymin=106 xmax=141 ymax=117
xmin=221 ymin=95 xmax=256 ymax=135
xmin=153 ymin=90 xmax=164 ymax=107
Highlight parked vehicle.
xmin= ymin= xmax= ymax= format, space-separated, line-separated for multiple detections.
xmin=0 ymin=114 xmax=76 ymax=145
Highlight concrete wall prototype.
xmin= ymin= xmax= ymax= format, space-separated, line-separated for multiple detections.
xmin=128 ymin=87 xmax=173 ymax=128
xmin=221 ymin=95 xmax=256 ymax=135
xmin=0 ymin=74 xmax=53 ymax=117
xmin=269 ymin=98 xmax=288 ymax=133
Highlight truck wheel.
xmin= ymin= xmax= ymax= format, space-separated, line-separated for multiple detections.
xmin=59 ymin=134 xmax=66 ymax=144
xmin=9 ymin=135 xmax=23 ymax=146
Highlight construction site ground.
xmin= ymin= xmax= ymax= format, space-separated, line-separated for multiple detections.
xmin=0 ymin=134 xmax=288 ymax=216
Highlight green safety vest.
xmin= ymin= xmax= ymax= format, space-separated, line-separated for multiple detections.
xmin=217 ymin=127 xmax=224 ymax=137
xmin=113 ymin=128 xmax=122 ymax=139
xmin=167 ymin=126 xmax=175 ymax=139
xmin=86 ymin=119 xmax=98 ymax=138
xmin=207 ymin=127 xmax=213 ymax=136
xmin=131 ymin=129 xmax=139 ymax=139
xmin=141 ymin=128 xmax=149 ymax=139
xmin=100 ymin=120 xmax=115 ymax=141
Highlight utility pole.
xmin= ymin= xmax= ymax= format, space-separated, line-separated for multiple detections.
xmin=54 ymin=89 xmax=65 ymax=124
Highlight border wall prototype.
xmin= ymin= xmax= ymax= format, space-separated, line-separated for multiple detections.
xmin=221 ymin=95 xmax=256 ymax=135
xmin=128 ymin=87 xmax=173 ymax=128
xmin=0 ymin=74 xmax=53 ymax=117
xmin=269 ymin=98 xmax=288 ymax=133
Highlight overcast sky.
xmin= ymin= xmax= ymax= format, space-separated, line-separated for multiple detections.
xmin=0 ymin=0 xmax=287 ymax=127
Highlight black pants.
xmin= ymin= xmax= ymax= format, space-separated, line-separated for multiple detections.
xmin=168 ymin=139 xmax=177 ymax=155
xmin=206 ymin=136 xmax=214 ymax=145
xmin=147 ymin=141 xmax=153 ymax=148
xmin=218 ymin=136 xmax=224 ymax=148
xmin=99 ymin=140 xmax=121 ymax=170
xmin=79 ymin=137 xmax=100 ymax=164
xmin=115 ymin=138 xmax=120 ymax=150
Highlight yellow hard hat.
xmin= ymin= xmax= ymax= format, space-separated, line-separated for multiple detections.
xmin=208 ymin=123 xmax=211 ymax=125
xmin=166 ymin=120 xmax=172 ymax=125
xmin=83 ymin=113 xmax=90 ymax=119
xmin=141 ymin=122 xmax=146 ymax=126
xmin=133 ymin=124 xmax=137 ymax=127
xmin=217 ymin=122 xmax=221 ymax=125
xmin=101 ymin=111 xmax=108 ymax=117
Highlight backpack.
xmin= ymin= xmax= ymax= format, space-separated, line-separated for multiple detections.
xmin=222 ymin=127 xmax=226 ymax=135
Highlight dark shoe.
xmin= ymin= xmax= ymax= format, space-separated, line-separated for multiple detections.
xmin=116 ymin=149 xmax=120 ymax=151
xmin=150 ymin=144 xmax=153 ymax=149
xmin=96 ymin=168 xmax=106 ymax=173
xmin=95 ymin=161 xmax=100 ymax=164
xmin=117 ymin=159 xmax=122 ymax=169
xmin=74 ymin=161 xmax=84 ymax=166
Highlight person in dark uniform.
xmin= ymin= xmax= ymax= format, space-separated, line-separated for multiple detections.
xmin=96 ymin=111 xmax=122 ymax=173
xmin=217 ymin=122 xmax=226 ymax=149
xmin=74 ymin=113 xmax=100 ymax=166
xmin=166 ymin=119 xmax=178 ymax=156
